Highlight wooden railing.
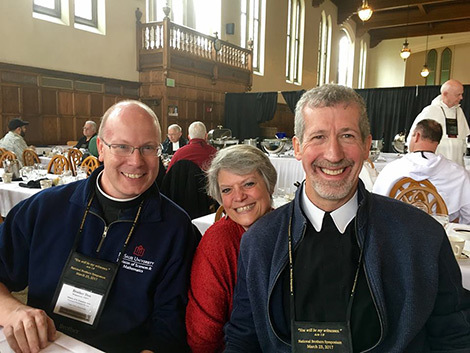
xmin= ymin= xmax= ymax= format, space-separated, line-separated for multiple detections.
xmin=136 ymin=16 xmax=253 ymax=73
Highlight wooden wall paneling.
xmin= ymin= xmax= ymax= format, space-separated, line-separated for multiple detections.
xmin=58 ymin=91 xmax=74 ymax=116
xmin=22 ymin=87 xmax=40 ymax=115
xmin=90 ymin=94 xmax=103 ymax=117
xmin=74 ymin=92 xmax=90 ymax=117
xmin=41 ymin=89 xmax=58 ymax=115
xmin=103 ymin=96 xmax=117 ymax=112
xmin=42 ymin=116 xmax=60 ymax=145
xmin=60 ymin=116 xmax=76 ymax=144
xmin=2 ymin=86 xmax=20 ymax=114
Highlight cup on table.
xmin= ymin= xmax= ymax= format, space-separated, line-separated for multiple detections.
xmin=2 ymin=172 xmax=13 ymax=183
xmin=40 ymin=179 xmax=53 ymax=189
xmin=448 ymin=234 xmax=466 ymax=259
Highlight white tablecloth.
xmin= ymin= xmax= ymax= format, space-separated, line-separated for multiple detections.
xmin=0 ymin=328 xmax=103 ymax=352
xmin=268 ymin=156 xmax=304 ymax=193
xmin=0 ymin=180 xmax=41 ymax=217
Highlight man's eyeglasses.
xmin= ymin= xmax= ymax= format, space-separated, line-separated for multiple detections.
xmin=101 ymin=138 xmax=162 ymax=157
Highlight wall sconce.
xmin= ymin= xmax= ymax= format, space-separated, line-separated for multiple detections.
xmin=358 ymin=0 xmax=373 ymax=22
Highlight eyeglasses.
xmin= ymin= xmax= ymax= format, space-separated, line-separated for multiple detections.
xmin=101 ymin=138 xmax=162 ymax=157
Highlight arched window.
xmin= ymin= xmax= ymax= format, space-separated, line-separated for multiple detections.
xmin=285 ymin=0 xmax=304 ymax=84
xmin=337 ymin=28 xmax=354 ymax=86
xmin=242 ymin=0 xmax=265 ymax=74
xmin=358 ymin=40 xmax=367 ymax=89
xmin=425 ymin=49 xmax=437 ymax=86
xmin=440 ymin=47 xmax=452 ymax=84
xmin=317 ymin=11 xmax=331 ymax=86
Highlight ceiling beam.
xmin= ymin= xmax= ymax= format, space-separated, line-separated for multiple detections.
xmin=335 ymin=0 xmax=458 ymax=24
xmin=369 ymin=18 xmax=470 ymax=47
xmin=356 ymin=3 xmax=470 ymax=35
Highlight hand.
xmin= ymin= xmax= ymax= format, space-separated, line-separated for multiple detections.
xmin=3 ymin=305 xmax=57 ymax=353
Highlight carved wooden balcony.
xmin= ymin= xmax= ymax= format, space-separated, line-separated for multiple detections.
xmin=136 ymin=16 xmax=253 ymax=87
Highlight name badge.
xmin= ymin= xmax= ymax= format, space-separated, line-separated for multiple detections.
xmin=52 ymin=252 xmax=118 ymax=327
xmin=292 ymin=321 xmax=352 ymax=353
xmin=446 ymin=118 xmax=458 ymax=137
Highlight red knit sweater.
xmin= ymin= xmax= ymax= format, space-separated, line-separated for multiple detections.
xmin=186 ymin=217 xmax=245 ymax=353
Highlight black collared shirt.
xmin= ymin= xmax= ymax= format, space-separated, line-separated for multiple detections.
xmin=283 ymin=213 xmax=381 ymax=352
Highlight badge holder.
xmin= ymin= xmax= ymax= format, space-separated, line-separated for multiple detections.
xmin=287 ymin=215 xmax=362 ymax=353
xmin=51 ymin=192 xmax=144 ymax=329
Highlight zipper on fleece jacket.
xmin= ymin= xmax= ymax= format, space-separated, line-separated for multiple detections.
xmin=353 ymin=217 xmax=385 ymax=352
xmin=267 ymin=222 xmax=307 ymax=346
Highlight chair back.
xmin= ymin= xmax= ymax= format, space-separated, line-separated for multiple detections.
xmin=47 ymin=155 xmax=71 ymax=175
xmin=22 ymin=149 xmax=40 ymax=166
xmin=80 ymin=156 xmax=100 ymax=176
xmin=67 ymin=140 xmax=78 ymax=146
xmin=214 ymin=205 xmax=225 ymax=221
xmin=161 ymin=160 xmax=216 ymax=219
xmin=0 ymin=147 xmax=6 ymax=157
xmin=0 ymin=150 xmax=17 ymax=164
xmin=389 ymin=177 xmax=448 ymax=215
xmin=67 ymin=148 xmax=83 ymax=175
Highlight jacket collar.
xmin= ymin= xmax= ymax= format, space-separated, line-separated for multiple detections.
xmin=69 ymin=165 xmax=164 ymax=223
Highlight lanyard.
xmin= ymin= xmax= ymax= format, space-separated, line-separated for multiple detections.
xmin=287 ymin=210 xmax=364 ymax=326
xmin=73 ymin=190 xmax=144 ymax=262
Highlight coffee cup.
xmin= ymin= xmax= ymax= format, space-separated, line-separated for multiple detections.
xmin=2 ymin=172 xmax=13 ymax=183
xmin=448 ymin=235 xmax=466 ymax=259
xmin=40 ymin=179 xmax=53 ymax=189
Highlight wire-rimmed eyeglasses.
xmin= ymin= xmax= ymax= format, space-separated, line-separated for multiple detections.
xmin=101 ymin=138 xmax=162 ymax=157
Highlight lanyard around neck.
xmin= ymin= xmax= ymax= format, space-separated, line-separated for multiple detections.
xmin=73 ymin=190 xmax=144 ymax=263
xmin=287 ymin=210 xmax=364 ymax=324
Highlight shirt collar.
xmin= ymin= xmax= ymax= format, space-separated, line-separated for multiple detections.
xmin=300 ymin=182 xmax=358 ymax=234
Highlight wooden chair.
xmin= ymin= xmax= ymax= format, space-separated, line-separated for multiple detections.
xmin=22 ymin=149 xmax=40 ymax=166
xmin=47 ymin=155 xmax=71 ymax=175
xmin=67 ymin=140 xmax=78 ymax=146
xmin=80 ymin=156 xmax=100 ymax=176
xmin=365 ymin=158 xmax=375 ymax=170
xmin=0 ymin=150 xmax=17 ymax=164
xmin=214 ymin=205 xmax=225 ymax=221
xmin=389 ymin=177 xmax=448 ymax=215
xmin=0 ymin=147 xmax=6 ymax=157
xmin=67 ymin=148 xmax=83 ymax=176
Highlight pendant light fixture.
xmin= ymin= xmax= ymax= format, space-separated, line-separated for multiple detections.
xmin=358 ymin=0 xmax=373 ymax=22
xmin=421 ymin=28 xmax=430 ymax=78
xmin=400 ymin=4 xmax=411 ymax=60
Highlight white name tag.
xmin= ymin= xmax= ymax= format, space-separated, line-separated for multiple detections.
xmin=53 ymin=283 xmax=104 ymax=325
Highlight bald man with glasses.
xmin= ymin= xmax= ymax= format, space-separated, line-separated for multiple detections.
xmin=0 ymin=100 xmax=198 ymax=353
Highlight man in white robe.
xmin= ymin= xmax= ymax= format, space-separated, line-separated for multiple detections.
xmin=374 ymin=119 xmax=470 ymax=224
xmin=406 ymin=79 xmax=469 ymax=166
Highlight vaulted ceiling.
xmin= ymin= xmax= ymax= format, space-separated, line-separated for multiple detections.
xmin=318 ymin=0 xmax=470 ymax=48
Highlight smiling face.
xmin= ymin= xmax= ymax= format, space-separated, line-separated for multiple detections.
xmin=97 ymin=104 xmax=161 ymax=199
xmin=293 ymin=104 xmax=371 ymax=211
xmin=218 ymin=169 xmax=272 ymax=230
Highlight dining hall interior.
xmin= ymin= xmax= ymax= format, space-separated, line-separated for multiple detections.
xmin=1 ymin=0 xmax=470 ymax=148
xmin=3 ymin=1 xmax=470 ymax=351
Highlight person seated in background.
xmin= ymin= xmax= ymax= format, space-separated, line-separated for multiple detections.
xmin=75 ymin=120 xmax=97 ymax=150
xmin=167 ymin=121 xmax=216 ymax=172
xmin=0 ymin=118 xmax=31 ymax=166
xmin=0 ymin=100 xmax=198 ymax=353
xmin=186 ymin=144 xmax=277 ymax=353
xmin=373 ymin=119 xmax=470 ymax=224
xmin=162 ymin=124 xmax=188 ymax=155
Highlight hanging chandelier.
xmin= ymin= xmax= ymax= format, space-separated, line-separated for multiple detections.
xmin=400 ymin=39 xmax=411 ymax=60
xmin=358 ymin=0 xmax=373 ymax=22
